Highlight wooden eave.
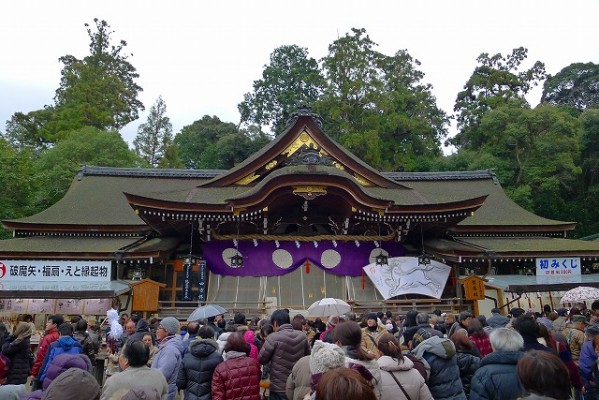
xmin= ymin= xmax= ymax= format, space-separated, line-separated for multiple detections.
xmin=448 ymin=223 xmax=577 ymax=235
xmin=3 ymin=222 xmax=150 ymax=235
xmin=225 ymin=172 xmax=393 ymax=211
xmin=200 ymin=114 xmax=404 ymax=189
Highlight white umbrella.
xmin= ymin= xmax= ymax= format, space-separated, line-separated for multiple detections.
xmin=187 ymin=304 xmax=227 ymax=321
xmin=560 ymin=286 xmax=599 ymax=304
xmin=307 ymin=298 xmax=351 ymax=317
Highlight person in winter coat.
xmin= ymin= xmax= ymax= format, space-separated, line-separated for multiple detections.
xmin=579 ymin=328 xmax=599 ymax=394
xmin=517 ymin=350 xmax=572 ymax=400
xmin=285 ymin=353 xmax=311 ymax=400
xmin=486 ymin=308 xmax=509 ymax=330
xmin=304 ymin=340 xmax=346 ymax=398
xmin=361 ymin=312 xmax=387 ymax=357
xmin=1 ymin=321 xmax=32 ymax=385
xmin=152 ymin=317 xmax=184 ymax=400
xmin=73 ymin=319 xmax=98 ymax=364
xmin=410 ymin=328 xmax=466 ymax=400
xmin=101 ymin=339 xmax=168 ymax=400
xmin=470 ymin=328 xmax=524 ymax=400
xmin=450 ymin=330 xmax=480 ymax=398
xmin=181 ymin=321 xmax=201 ymax=357
xmin=467 ymin=318 xmax=492 ymax=358
xmin=212 ymin=332 xmax=262 ymax=400
xmin=335 ymin=320 xmax=382 ymax=399
xmin=43 ymin=367 xmax=101 ymax=400
xmin=143 ymin=333 xmax=159 ymax=367
xmin=244 ymin=329 xmax=259 ymax=360
xmin=24 ymin=353 xmax=91 ymax=400
xmin=38 ymin=322 xmax=83 ymax=383
xmin=31 ymin=314 xmax=63 ymax=390
xmin=258 ymin=310 xmax=311 ymax=400
xmin=376 ymin=333 xmax=433 ymax=400
xmin=0 ymin=384 xmax=25 ymax=400
xmin=177 ymin=325 xmax=224 ymax=400
xmin=128 ymin=318 xmax=152 ymax=343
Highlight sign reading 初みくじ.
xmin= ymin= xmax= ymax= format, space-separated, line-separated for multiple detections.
xmin=536 ymin=257 xmax=581 ymax=284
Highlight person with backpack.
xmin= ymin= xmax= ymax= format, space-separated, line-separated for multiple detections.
xmin=37 ymin=323 xmax=83 ymax=383
xmin=30 ymin=314 xmax=63 ymax=390
xmin=1 ymin=321 xmax=33 ymax=385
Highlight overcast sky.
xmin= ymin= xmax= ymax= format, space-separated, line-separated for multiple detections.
xmin=1 ymin=0 xmax=598 ymax=148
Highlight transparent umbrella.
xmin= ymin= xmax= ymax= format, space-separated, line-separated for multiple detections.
xmin=307 ymin=298 xmax=351 ymax=317
xmin=187 ymin=304 xmax=227 ymax=321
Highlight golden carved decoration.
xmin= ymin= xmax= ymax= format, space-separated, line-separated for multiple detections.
xmin=235 ymin=172 xmax=260 ymax=185
xmin=265 ymin=160 xmax=278 ymax=170
xmin=332 ymin=161 xmax=345 ymax=170
xmin=292 ymin=185 xmax=327 ymax=200
xmin=353 ymin=173 xmax=373 ymax=186
xmin=372 ymin=208 xmax=385 ymax=217
xmin=282 ymin=130 xmax=319 ymax=157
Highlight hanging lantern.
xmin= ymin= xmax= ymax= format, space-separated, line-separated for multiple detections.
xmin=375 ymin=251 xmax=388 ymax=266
xmin=230 ymin=252 xmax=244 ymax=268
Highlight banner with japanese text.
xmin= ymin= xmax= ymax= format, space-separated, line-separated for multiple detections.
xmin=536 ymin=257 xmax=581 ymax=284
xmin=0 ymin=260 xmax=111 ymax=282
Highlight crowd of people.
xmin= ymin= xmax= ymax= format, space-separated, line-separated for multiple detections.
xmin=1 ymin=303 xmax=599 ymax=399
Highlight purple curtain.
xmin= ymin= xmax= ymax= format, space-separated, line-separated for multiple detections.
xmin=202 ymin=240 xmax=405 ymax=277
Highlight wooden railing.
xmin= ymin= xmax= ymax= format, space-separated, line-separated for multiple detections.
xmin=157 ymin=297 xmax=471 ymax=320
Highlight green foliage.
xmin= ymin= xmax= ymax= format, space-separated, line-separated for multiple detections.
xmin=174 ymin=115 xmax=271 ymax=169
xmin=55 ymin=19 xmax=144 ymax=130
xmin=315 ymin=28 xmax=447 ymax=170
xmin=4 ymin=108 xmax=56 ymax=151
xmin=32 ymin=127 xmax=141 ymax=208
xmin=476 ymin=104 xmax=581 ymax=218
xmin=3 ymin=19 xmax=143 ymax=151
xmin=542 ymin=62 xmax=599 ymax=111
xmin=0 ymin=138 xmax=36 ymax=238
xmin=452 ymin=47 xmax=546 ymax=150
xmin=579 ymin=108 xmax=599 ymax=188
xmin=133 ymin=96 xmax=174 ymax=167
xmin=238 ymin=45 xmax=325 ymax=134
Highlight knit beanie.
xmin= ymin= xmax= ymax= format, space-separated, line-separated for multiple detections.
xmin=411 ymin=328 xmax=433 ymax=349
xmin=309 ymin=340 xmax=346 ymax=393
xmin=160 ymin=317 xmax=180 ymax=335
xmin=366 ymin=312 xmax=377 ymax=321
xmin=309 ymin=340 xmax=346 ymax=375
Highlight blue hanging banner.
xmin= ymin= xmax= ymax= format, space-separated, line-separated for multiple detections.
xmin=198 ymin=260 xmax=207 ymax=302
xmin=182 ymin=259 xmax=193 ymax=301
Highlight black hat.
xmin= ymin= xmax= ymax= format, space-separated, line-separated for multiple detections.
xmin=459 ymin=311 xmax=473 ymax=321
xmin=510 ymin=307 xmax=525 ymax=318
xmin=366 ymin=312 xmax=378 ymax=321
xmin=586 ymin=324 xmax=599 ymax=337
xmin=557 ymin=308 xmax=568 ymax=316
xmin=491 ymin=308 xmax=501 ymax=314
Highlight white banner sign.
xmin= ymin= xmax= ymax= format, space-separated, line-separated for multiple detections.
xmin=0 ymin=260 xmax=111 ymax=282
xmin=536 ymin=257 xmax=581 ymax=284
xmin=363 ymin=257 xmax=451 ymax=300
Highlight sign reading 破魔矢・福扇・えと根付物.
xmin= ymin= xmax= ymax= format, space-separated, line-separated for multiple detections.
xmin=0 ymin=260 xmax=110 ymax=282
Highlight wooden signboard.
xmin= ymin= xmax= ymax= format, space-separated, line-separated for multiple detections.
xmin=462 ymin=275 xmax=486 ymax=301
xmin=130 ymin=279 xmax=166 ymax=312
xmin=28 ymin=298 xmax=57 ymax=314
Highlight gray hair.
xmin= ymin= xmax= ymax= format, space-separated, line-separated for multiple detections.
xmin=490 ymin=327 xmax=523 ymax=352
xmin=416 ymin=313 xmax=429 ymax=325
